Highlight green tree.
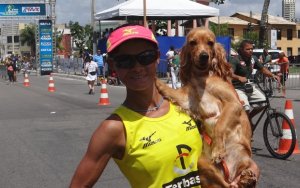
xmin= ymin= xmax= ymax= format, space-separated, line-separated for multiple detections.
xmin=69 ymin=21 xmax=93 ymax=56
xmin=20 ymin=24 xmax=36 ymax=56
xmin=209 ymin=23 xmax=229 ymax=36
xmin=55 ymin=28 xmax=65 ymax=53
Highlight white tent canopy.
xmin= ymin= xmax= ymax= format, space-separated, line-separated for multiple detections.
xmin=95 ymin=0 xmax=219 ymax=20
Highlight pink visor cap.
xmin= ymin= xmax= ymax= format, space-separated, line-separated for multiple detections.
xmin=106 ymin=25 xmax=158 ymax=53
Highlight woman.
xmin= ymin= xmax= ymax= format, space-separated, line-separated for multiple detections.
xmin=70 ymin=25 xmax=259 ymax=188
xmin=84 ymin=56 xmax=98 ymax=94
xmin=6 ymin=58 xmax=15 ymax=85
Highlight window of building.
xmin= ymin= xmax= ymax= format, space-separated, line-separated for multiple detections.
xmin=287 ymin=29 xmax=293 ymax=40
xmin=228 ymin=28 xmax=234 ymax=37
xmin=298 ymin=48 xmax=300 ymax=55
xmin=14 ymin=36 xmax=19 ymax=43
xmin=287 ymin=47 xmax=292 ymax=56
xmin=277 ymin=29 xmax=281 ymax=40
xmin=7 ymin=36 xmax=12 ymax=43
xmin=277 ymin=47 xmax=281 ymax=50
xmin=243 ymin=29 xmax=249 ymax=38
xmin=298 ymin=30 xmax=300 ymax=39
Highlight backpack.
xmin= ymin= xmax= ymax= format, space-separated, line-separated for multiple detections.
xmin=7 ymin=65 xmax=13 ymax=71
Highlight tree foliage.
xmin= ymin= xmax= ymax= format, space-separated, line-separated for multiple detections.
xmin=209 ymin=23 xmax=229 ymax=36
xmin=69 ymin=21 xmax=93 ymax=56
xmin=20 ymin=24 xmax=36 ymax=56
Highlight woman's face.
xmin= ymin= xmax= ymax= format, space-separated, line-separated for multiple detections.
xmin=111 ymin=39 xmax=159 ymax=91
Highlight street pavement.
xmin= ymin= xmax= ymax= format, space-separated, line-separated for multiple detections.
xmin=0 ymin=73 xmax=299 ymax=188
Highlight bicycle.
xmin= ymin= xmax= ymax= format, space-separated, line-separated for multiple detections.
xmin=249 ymin=74 xmax=296 ymax=159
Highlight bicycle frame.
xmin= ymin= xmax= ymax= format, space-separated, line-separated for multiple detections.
xmin=250 ymin=77 xmax=283 ymax=137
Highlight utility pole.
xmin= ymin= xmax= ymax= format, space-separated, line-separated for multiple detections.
xmin=143 ymin=0 xmax=147 ymax=27
xmin=91 ymin=0 xmax=96 ymax=54
xmin=259 ymin=0 xmax=270 ymax=48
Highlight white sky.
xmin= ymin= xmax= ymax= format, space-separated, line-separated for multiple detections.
xmin=55 ymin=0 xmax=300 ymax=25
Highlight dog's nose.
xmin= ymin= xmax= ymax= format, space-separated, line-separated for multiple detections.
xmin=199 ymin=52 xmax=209 ymax=62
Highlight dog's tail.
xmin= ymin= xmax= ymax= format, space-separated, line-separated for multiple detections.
xmin=198 ymin=157 xmax=230 ymax=188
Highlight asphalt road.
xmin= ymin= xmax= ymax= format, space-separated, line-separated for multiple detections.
xmin=0 ymin=73 xmax=299 ymax=188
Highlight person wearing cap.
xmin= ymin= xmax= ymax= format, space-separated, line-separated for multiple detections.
xmin=70 ymin=24 xmax=259 ymax=188
xmin=82 ymin=47 xmax=90 ymax=73
xmin=84 ymin=55 xmax=98 ymax=95
xmin=70 ymin=24 xmax=202 ymax=188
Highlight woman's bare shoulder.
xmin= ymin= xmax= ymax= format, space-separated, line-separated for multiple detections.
xmin=88 ymin=114 xmax=125 ymax=158
xmin=94 ymin=114 xmax=124 ymax=138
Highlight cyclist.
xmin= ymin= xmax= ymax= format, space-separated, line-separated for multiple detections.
xmin=229 ymin=40 xmax=280 ymax=119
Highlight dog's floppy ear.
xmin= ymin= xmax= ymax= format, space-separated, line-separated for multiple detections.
xmin=179 ymin=45 xmax=191 ymax=84
xmin=211 ymin=43 xmax=232 ymax=82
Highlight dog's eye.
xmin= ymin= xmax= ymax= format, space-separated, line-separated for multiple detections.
xmin=208 ymin=41 xmax=214 ymax=46
xmin=189 ymin=40 xmax=197 ymax=46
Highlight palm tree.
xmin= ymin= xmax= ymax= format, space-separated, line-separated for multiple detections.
xmin=20 ymin=24 xmax=36 ymax=56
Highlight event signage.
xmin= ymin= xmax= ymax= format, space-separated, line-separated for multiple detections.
xmin=39 ymin=20 xmax=53 ymax=73
xmin=0 ymin=4 xmax=46 ymax=16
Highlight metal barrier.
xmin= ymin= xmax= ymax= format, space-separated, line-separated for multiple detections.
xmin=42 ymin=57 xmax=300 ymax=89
xmin=286 ymin=63 xmax=300 ymax=89
xmin=53 ymin=57 xmax=84 ymax=75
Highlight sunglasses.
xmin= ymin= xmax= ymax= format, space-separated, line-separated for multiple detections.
xmin=111 ymin=49 xmax=158 ymax=69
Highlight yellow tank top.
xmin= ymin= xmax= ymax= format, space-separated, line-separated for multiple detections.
xmin=113 ymin=102 xmax=202 ymax=188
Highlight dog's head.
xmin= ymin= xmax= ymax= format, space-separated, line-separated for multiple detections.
xmin=180 ymin=27 xmax=231 ymax=84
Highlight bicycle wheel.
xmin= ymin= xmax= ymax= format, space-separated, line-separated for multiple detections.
xmin=263 ymin=112 xmax=296 ymax=159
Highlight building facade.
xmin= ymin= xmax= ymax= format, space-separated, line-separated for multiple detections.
xmin=209 ymin=12 xmax=300 ymax=56
xmin=282 ymin=0 xmax=296 ymax=22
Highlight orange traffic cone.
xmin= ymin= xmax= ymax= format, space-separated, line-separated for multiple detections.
xmin=23 ymin=73 xmax=30 ymax=87
xmin=48 ymin=73 xmax=56 ymax=92
xmin=278 ymin=100 xmax=300 ymax=154
xmin=98 ymin=79 xmax=110 ymax=105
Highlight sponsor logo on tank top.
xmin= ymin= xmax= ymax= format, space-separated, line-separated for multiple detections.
xmin=163 ymin=144 xmax=201 ymax=187
xmin=182 ymin=119 xmax=197 ymax=131
xmin=139 ymin=131 xmax=161 ymax=149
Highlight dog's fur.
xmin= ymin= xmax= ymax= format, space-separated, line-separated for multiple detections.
xmin=156 ymin=27 xmax=257 ymax=187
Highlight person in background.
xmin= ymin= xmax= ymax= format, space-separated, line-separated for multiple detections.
xmin=229 ymin=40 xmax=280 ymax=118
xmin=93 ymin=49 xmax=104 ymax=86
xmin=70 ymin=24 xmax=259 ymax=188
xmin=82 ymin=47 xmax=90 ymax=74
xmin=166 ymin=46 xmax=177 ymax=89
xmin=276 ymin=51 xmax=289 ymax=87
xmin=84 ymin=56 xmax=98 ymax=95
xmin=11 ymin=54 xmax=19 ymax=82
xmin=22 ymin=57 xmax=31 ymax=75
xmin=6 ymin=58 xmax=16 ymax=85
xmin=259 ymin=48 xmax=272 ymax=65
xmin=173 ymin=49 xmax=181 ymax=83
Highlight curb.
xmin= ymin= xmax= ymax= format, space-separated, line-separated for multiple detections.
xmin=52 ymin=73 xmax=86 ymax=81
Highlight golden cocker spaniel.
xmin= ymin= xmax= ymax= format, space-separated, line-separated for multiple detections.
xmin=156 ymin=27 xmax=257 ymax=188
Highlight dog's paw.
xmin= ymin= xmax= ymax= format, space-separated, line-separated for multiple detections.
xmin=238 ymin=169 xmax=257 ymax=188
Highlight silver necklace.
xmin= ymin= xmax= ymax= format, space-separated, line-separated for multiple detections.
xmin=123 ymin=96 xmax=164 ymax=112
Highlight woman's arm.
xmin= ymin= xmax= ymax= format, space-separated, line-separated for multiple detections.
xmin=69 ymin=117 xmax=125 ymax=188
